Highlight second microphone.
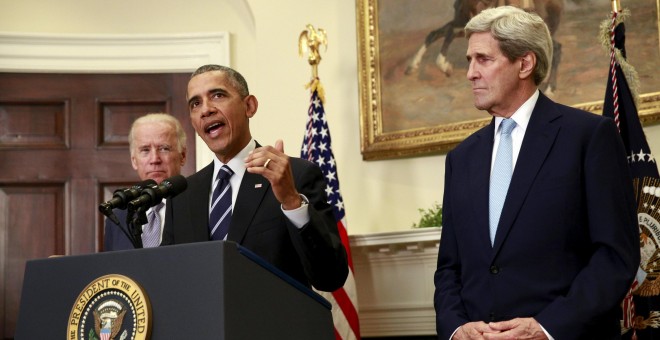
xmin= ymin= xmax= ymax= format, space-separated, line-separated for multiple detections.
xmin=127 ymin=175 xmax=188 ymax=211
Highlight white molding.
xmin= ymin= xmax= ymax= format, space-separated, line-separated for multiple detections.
xmin=359 ymin=308 xmax=436 ymax=337
xmin=0 ymin=32 xmax=230 ymax=73
xmin=351 ymin=227 xmax=441 ymax=248
xmin=349 ymin=228 xmax=441 ymax=337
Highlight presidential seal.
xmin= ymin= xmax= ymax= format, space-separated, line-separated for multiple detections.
xmin=67 ymin=274 xmax=151 ymax=340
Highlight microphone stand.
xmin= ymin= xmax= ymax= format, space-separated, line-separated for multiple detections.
xmin=112 ymin=215 xmax=136 ymax=249
xmin=99 ymin=205 xmax=121 ymax=225
xmin=126 ymin=205 xmax=147 ymax=249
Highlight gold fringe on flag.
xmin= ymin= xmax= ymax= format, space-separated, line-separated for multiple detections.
xmin=598 ymin=9 xmax=641 ymax=108
xmin=633 ymin=311 xmax=660 ymax=330
xmin=305 ymin=77 xmax=326 ymax=104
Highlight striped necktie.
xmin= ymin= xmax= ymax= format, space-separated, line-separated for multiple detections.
xmin=209 ymin=165 xmax=234 ymax=240
xmin=142 ymin=201 xmax=164 ymax=248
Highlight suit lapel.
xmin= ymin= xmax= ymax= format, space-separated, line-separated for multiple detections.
xmin=492 ymin=93 xmax=561 ymax=251
xmin=188 ymin=163 xmax=215 ymax=241
xmin=227 ymin=169 xmax=270 ymax=244
xmin=469 ymin=121 xmax=497 ymax=248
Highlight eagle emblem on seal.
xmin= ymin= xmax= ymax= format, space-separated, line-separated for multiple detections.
xmin=93 ymin=299 xmax=127 ymax=340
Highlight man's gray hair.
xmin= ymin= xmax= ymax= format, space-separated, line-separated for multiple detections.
xmin=128 ymin=113 xmax=187 ymax=155
xmin=465 ymin=6 xmax=553 ymax=85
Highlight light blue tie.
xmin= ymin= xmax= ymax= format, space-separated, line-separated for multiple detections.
xmin=489 ymin=119 xmax=516 ymax=245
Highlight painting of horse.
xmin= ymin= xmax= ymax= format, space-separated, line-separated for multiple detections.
xmin=369 ymin=0 xmax=658 ymax=135
xmin=404 ymin=0 xmax=564 ymax=96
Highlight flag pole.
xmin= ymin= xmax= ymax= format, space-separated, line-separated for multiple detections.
xmin=298 ymin=24 xmax=327 ymax=102
xmin=298 ymin=24 xmax=327 ymax=81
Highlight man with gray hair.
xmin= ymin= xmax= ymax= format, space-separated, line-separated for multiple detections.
xmin=104 ymin=113 xmax=187 ymax=251
xmin=434 ymin=6 xmax=639 ymax=339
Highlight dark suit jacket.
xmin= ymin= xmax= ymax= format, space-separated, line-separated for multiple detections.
xmin=166 ymin=148 xmax=348 ymax=292
xmin=435 ymin=93 xmax=640 ymax=339
xmin=103 ymin=202 xmax=173 ymax=251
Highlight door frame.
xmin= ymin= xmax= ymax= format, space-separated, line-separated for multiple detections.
xmin=0 ymin=32 xmax=229 ymax=73
xmin=0 ymin=31 xmax=229 ymax=167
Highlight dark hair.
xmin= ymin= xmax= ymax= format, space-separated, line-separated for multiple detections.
xmin=191 ymin=64 xmax=250 ymax=98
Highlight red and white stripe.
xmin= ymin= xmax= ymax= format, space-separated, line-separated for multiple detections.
xmin=316 ymin=217 xmax=360 ymax=339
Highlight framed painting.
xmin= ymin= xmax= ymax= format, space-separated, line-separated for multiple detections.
xmin=357 ymin=0 xmax=660 ymax=160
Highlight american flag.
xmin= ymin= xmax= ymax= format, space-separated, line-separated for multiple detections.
xmin=301 ymin=78 xmax=360 ymax=340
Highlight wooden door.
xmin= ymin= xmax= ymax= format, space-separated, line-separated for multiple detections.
xmin=0 ymin=73 xmax=196 ymax=338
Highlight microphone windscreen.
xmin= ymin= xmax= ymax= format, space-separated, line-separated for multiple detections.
xmin=136 ymin=178 xmax=157 ymax=188
xmin=162 ymin=174 xmax=188 ymax=196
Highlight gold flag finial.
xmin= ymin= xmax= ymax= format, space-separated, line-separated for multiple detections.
xmin=298 ymin=24 xmax=327 ymax=79
xmin=611 ymin=0 xmax=621 ymax=12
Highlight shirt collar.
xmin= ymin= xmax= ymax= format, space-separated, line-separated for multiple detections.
xmin=494 ymin=89 xmax=539 ymax=134
xmin=212 ymin=138 xmax=255 ymax=182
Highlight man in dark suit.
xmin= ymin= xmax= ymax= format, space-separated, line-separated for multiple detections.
xmin=166 ymin=64 xmax=348 ymax=292
xmin=103 ymin=113 xmax=187 ymax=251
xmin=435 ymin=6 xmax=639 ymax=339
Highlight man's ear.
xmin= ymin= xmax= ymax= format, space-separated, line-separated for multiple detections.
xmin=130 ymin=154 xmax=139 ymax=171
xmin=245 ymin=95 xmax=258 ymax=118
xmin=180 ymin=148 xmax=187 ymax=166
xmin=519 ymin=52 xmax=536 ymax=80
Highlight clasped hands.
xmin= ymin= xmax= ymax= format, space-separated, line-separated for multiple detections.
xmin=454 ymin=317 xmax=548 ymax=340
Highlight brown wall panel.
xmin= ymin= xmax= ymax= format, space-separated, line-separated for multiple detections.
xmin=0 ymin=100 xmax=68 ymax=148
xmin=99 ymin=100 xmax=169 ymax=147
xmin=0 ymin=183 xmax=65 ymax=338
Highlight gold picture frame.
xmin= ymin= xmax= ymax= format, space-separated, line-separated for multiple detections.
xmin=357 ymin=0 xmax=660 ymax=161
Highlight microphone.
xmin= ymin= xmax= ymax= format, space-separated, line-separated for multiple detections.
xmin=127 ymin=175 xmax=188 ymax=211
xmin=99 ymin=179 xmax=158 ymax=222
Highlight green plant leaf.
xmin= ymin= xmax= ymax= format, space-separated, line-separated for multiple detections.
xmin=412 ymin=202 xmax=442 ymax=228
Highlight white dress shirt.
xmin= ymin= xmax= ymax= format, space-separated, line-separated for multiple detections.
xmin=209 ymin=139 xmax=311 ymax=241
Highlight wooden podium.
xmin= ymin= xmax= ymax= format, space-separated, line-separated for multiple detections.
xmin=15 ymin=241 xmax=334 ymax=339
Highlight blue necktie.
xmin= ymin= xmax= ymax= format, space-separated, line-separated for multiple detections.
xmin=489 ymin=119 xmax=516 ymax=245
xmin=209 ymin=165 xmax=234 ymax=240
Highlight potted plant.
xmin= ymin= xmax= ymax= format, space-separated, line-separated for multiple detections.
xmin=413 ymin=202 xmax=442 ymax=228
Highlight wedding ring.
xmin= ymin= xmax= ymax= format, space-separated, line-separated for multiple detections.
xmin=264 ymin=158 xmax=272 ymax=169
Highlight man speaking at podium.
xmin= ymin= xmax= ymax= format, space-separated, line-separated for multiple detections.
xmin=103 ymin=113 xmax=188 ymax=251
xmin=166 ymin=65 xmax=348 ymax=292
